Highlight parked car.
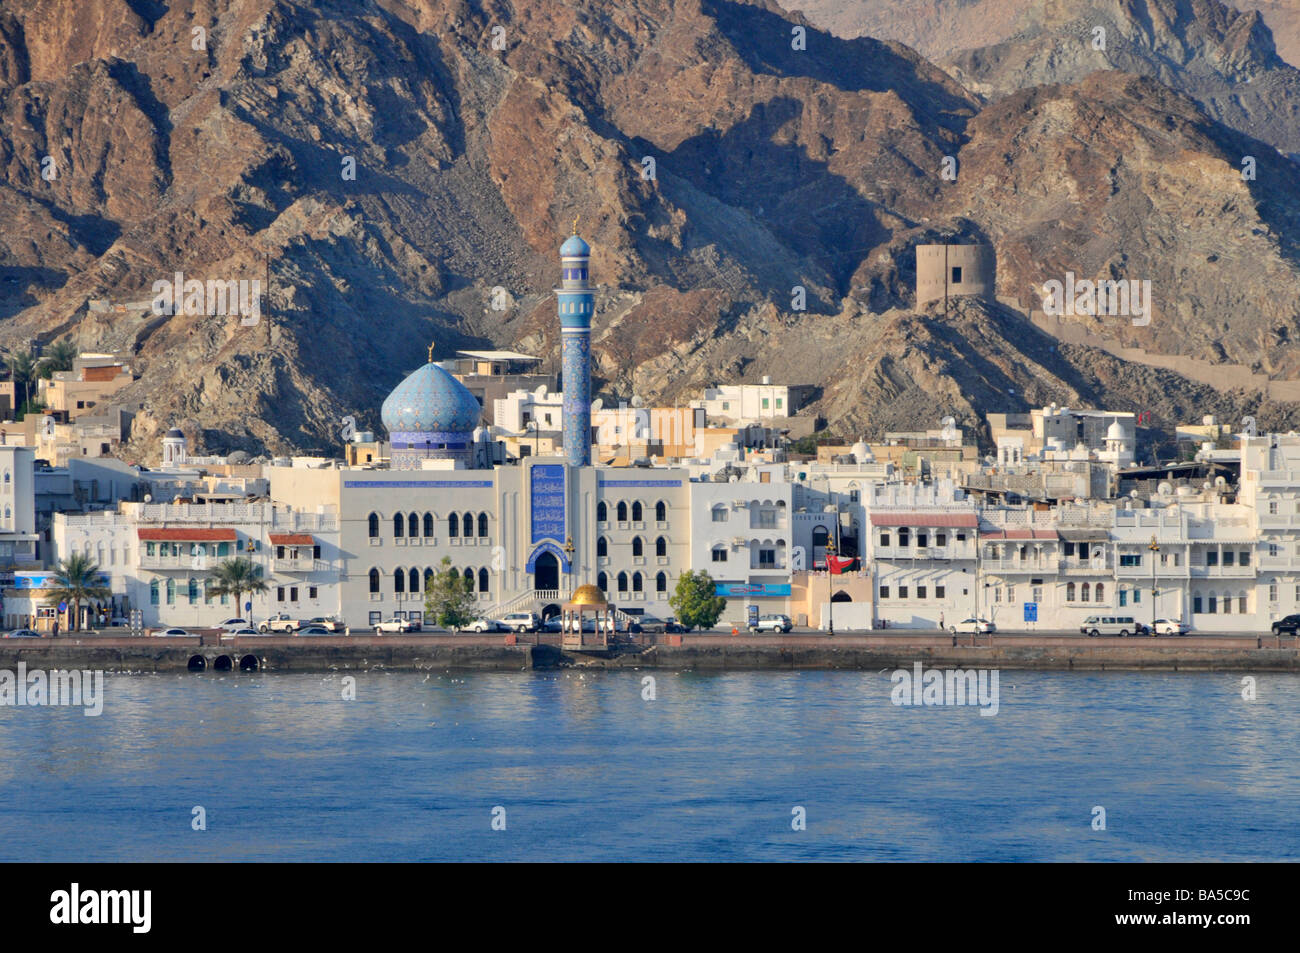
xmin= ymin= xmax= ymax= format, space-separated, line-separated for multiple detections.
xmin=498 ymin=612 xmax=538 ymax=633
xmin=1133 ymin=621 xmax=1151 ymax=637
xmin=1271 ymin=614 xmax=1300 ymax=637
xmin=467 ymin=618 xmax=505 ymax=633
xmin=749 ymin=614 xmax=793 ymax=634
xmin=218 ymin=618 xmax=250 ymax=631
xmin=157 ymin=627 xmax=190 ymax=637
xmin=950 ymin=618 xmax=996 ymax=635
xmin=1153 ymin=619 xmax=1188 ymax=636
xmin=108 ymin=616 xmax=130 ymax=627
xmin=539 ymin=617 xmax=564 ymax=634
xmin=297 ymin=625 xmax=334 ymax=636
xmin=230 ymin=627 xmax=260 ymax=637
xmin=373 ymin=617 xmax=413 ymax=634
xmin=1080 ymin=616 xmax=1138 ymax=637
xmin=3 ymin=629 xmax=42 ymax=638
xmin=258 ymin=613 xmax=301 ymax=634
xmin=307 ymin=616 xmax=344 ymax=632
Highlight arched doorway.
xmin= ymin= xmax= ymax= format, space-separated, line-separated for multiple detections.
xmin=534 ymin=552 xmax=560 ymax=591
xmin=831 ymin=590 xmax=853 ymax=603
xmin=540 ymin=603 xmax=561 ymax=621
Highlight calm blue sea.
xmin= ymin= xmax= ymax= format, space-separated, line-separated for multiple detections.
xmin=0 ymin=669 xmax=1296 ymax=861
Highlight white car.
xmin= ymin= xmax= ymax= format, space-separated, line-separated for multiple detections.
xmin=373 ymin=617 xmax=412 ymax=633
xmin=467 ymin=618 xmax=505 ymax=633
xmin=157 ymin=627 xmax=190 ymax=637
xmin=219 ymin=618 xmax=250 ymax=631
xmin=950 ymin=618 xmax=996 ymax=634
xmin=1153 ymin=618 xmax=1187 ymax=636
xmin=230 ymin=627 xmax=260 ymax=637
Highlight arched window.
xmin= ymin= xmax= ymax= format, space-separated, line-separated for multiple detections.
xmin=188 ymin=579 xmax=199 ymax=604
xmin=813 ymin=526 xmax=829 ymax=547
xmin=632 ymin=501 xmax=643 ymax=522
xmin=478 ymin=513 xmax=489 ymax=538
xmin=632 ymin=536 xmax=643 ymax=557
xmin=597 ymin=536 xmax=608 ymax=557
xmin=369 ymin=569 xmax=380 ymax=594
xmin=712 ymin=504 xmax=728 ymax=523
xmin=394 ymin=569 xmax=405 ymax=593
xmin=1095 ymin=583 xmax=1105 ymax=603
xmin=409 ymin=568 xmax=419 ymax=594
xmin=393 ymin=513 xmax=404 ymax=538
xmin=617 ymin=501 xmax=628 ymax=522
xmin=898 ymin=528 xmax=910 ymax=547
xmin=448 ymin=514 xmax=459 ymax=538
xmin=597 ymin=571 xmax=608 ymax=592
xmin=166 ymin=578 xmax=176 ymax=604
xmin=1066 ymin=582 xmax=1076 ymax=601
xmin=597 ymin=501 xmax=608 ymax=522
xmin=150 ymin=579 xmax=160 ymax=605
xmin=656 ymin=571 xmax=667 ymax=592
xmin=368 ymin=513 xmax=380 ymax=538
xmin=408 ymin=513 xmax=419 ymax=538
xmin=1081 ymin=582 xmax=1091 ymax=602
xmin=462 ymin=513 xmax=473 ymax=538
xmin=656 ymin=536 xmax=667 ymax=557
xmin=463 ymin=567 xmax=475 ymax=591
xmin=655 ymin=500 xmax=667 ymax=522
xmin=617 ymin=571 xmax=628 ymax=593
xmin=478 ymin=568 xmax=489 ymax=593
xmin=632 ymin=572 xmax=643 ymax=592
xmin=423 ymin=513 xmax=434 ymax=537
xmin=424 ymin=568 xmax=434 ymax=590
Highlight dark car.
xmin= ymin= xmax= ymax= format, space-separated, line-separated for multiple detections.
xmin=539 ymin=617 xmax=564 ymax=634
xmin=1272 ymin=614 xmax=1300 ymax=636
xmin=296 ymin=625 xmax=334 ymax=636
xmin=1133 ymin=622 xmax=1151 ymax=637
xmin=3 ymin=629 xmax=42 ymax=639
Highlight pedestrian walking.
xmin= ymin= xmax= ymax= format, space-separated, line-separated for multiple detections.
xmin=939 ymin=612 xmax=945 ymax=631
xmin=52 ymin=619 xmax=60 ymax=637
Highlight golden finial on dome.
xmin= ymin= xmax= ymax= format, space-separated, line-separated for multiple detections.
xmin=572 ymin=214 xmax=580 ymax=235
xmin=427 ymin=341 xmax=435 ymax=363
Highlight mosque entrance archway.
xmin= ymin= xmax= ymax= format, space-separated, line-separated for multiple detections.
xmin=831 ymin=591 xmax=853 ymax=603
xmin=533 ymin=552 xmax=560 ymax=591
xmin=540 ymin=603 xmax=561 ymax=621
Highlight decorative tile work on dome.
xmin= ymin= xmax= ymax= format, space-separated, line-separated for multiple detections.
xmin=380 ymin=362 xmax=481 ymax=435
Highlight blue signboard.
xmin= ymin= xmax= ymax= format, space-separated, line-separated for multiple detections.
xmin=715 ymin=583 xmax=792 ymax=598
xmin=747 ymin=605 xmax=759 ymax=627
xmin=530 ymin=464 xmax=566 ymax=543
xmin=14 ymin=572 xmax=109 ymax=589
xmin=1024 ymin=602 xmax=1038 ymax=622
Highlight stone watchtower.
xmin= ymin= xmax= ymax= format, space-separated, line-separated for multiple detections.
xmin=915 ymin=244 xmax=995 ymax=309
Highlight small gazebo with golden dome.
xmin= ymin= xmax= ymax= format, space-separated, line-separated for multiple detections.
xmin=561 ymin=583 xmax=614 ymax=651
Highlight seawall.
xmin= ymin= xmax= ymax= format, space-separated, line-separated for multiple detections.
xmin=0 ymin=633 xmax=1296 ymax=673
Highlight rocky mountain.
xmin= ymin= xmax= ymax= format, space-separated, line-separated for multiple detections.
xmin=0 ymin=0 xmax=1298 ymax=460
xmin=782 ymin=0 xmax=1300 ymax=72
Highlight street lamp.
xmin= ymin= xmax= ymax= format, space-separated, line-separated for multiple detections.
xmin=1148 ymin=535 xmax=1160 ymax=636
xmin=562 ymin=536 xmax=575 ymax=594
xmin=825 ymin=537 xmax=836 ymax=637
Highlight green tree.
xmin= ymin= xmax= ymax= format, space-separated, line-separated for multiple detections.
xmin=425 ymin=556 xmax=479 ymax=631
xmin=7 ymin=349 xmax=39 ymax=413
xmin=45 ymin=552 xmax=113 ymax=632
xmin=669 ymin=569 xmax=727 ymax=631
xmin=787 ymin=432 xmax=841 ymax=455
xmin=38 ymin=339 xmax=76 ymax=379
xmin=206 ymin=557 xmax=268 ymax=621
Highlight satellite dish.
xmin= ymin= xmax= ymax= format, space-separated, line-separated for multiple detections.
xmin=144 ymin=493 xmax=153 ymax=503
xmin=1129 ymin=489 xmax=1138 ymax=498
xmin=1215 ymin=476 xmax=1227 ymax=487
xmin=1157 ymin=482 xmax=1173 ymax=496
xmin=630 ymin=394 xmax=644 ymax=408
xmin=534 ymin=384 xmax=548 ymax=399
xmin=591 ymin=398 xmax=603 ymax=413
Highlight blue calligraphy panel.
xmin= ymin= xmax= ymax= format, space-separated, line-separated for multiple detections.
xmin=530 ymin=464 xmax=566 ymax=543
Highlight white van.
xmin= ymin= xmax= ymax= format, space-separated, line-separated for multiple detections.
xmin=499 ymin=611 xmax=539 ymax=633
xmin=1080 ymin=616 xmax=1138 ymax=637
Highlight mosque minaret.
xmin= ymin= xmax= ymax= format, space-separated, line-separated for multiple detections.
xmin=556 ymin=223 xmax=594 ymax=467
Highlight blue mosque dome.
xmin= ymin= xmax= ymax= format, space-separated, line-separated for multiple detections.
xmin=381 ymin=361 xmax=481 ymax=434
xmin=560 ymin=234 xmax=590 ymax=257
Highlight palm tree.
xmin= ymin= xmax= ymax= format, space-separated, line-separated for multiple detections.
xmin=45 ymin=552 xmax=112 ymax=633
xmin=206 ymin=557 xmax=268 ymax=623
xmin=38 ymin=339 xmax=77 ymax=379
xmin=7 ymin=349 xmax=38 ymax=414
